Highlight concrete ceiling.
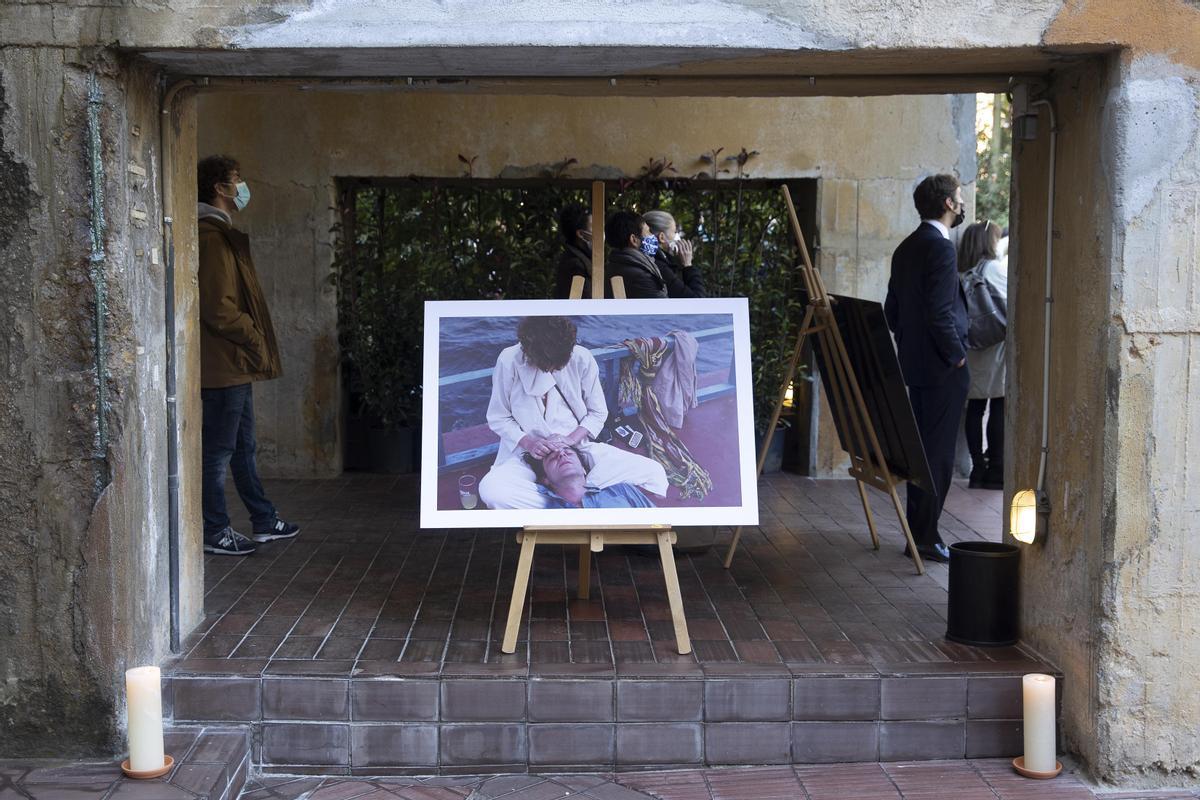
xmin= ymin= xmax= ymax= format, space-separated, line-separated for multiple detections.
xmin=133 ymin=44 xmax=1099 ymax=96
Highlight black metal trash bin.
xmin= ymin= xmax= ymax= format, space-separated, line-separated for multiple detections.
xmin=946 ymin=542 xmax=1020 ymax=646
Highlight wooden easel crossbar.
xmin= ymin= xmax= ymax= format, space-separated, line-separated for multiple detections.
xmin=501 ymin=181 xmax=693 ymax=655
xmin=721 ymin=185 xmax=926 ymax=575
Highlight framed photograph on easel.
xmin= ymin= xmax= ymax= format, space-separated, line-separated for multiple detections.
xmin=419 ymin=298 xmax=759 ymax=530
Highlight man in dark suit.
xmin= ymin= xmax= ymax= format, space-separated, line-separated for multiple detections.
xmin=885 ymin=174 xmax=969 ymax=564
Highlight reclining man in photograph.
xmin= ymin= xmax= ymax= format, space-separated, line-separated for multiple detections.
xmin=478 ymin=315 xmax=668 ymax=510
xmin=524 ymin=446 xmax=658 ymax=509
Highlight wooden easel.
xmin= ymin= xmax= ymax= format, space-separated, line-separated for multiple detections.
xmin=501 ymin=182 xmax=693 ymax=655
xmin=722 ymin=185 xmax=926 ymax=575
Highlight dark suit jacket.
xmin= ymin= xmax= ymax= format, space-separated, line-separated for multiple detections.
xmin=884 ymin=222 xmax=969 ymax=388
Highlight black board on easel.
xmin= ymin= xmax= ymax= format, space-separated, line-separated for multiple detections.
xmin=801 ymin=288 xmax=935 ymax=494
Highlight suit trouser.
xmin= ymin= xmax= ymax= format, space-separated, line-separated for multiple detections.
xmin=905 ymin=366 xmax=970 ymax=547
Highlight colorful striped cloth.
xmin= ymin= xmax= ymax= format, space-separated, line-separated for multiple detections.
xmin=618 ymin=336 xmax=713 ymax=501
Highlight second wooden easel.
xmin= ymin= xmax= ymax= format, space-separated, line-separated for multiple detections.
xmin=722 ymin=185 xmax=926 ymax=575
xmin=501 ymin=181 xmax=693 ymax=655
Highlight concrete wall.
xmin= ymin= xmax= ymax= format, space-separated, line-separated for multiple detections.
xmin=196 ymin=90 xmax=973 ymax=477
xmin=1009 ymin=60 xmax=1114 ymax=776
xmin=1011 ymin=48 xmax=1200 ymax=786
xmin=0 ymin=51 xmax=201 ymax=756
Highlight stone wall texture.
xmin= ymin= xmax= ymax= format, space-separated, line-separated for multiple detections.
xmin=0 ymin=50 xmax=192 ymax=756
xmin=0 ymin=0 xmax=1197 ymax=787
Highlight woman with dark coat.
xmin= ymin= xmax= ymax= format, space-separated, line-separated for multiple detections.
xmin=553 ymin=204 xmax=593 ymax=299
xmin=643 ymin=209 xmax=706 ymax=298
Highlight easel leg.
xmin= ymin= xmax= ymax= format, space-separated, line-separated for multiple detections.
xmin=657 ymin=530 xmax=692 ymax=655
xmin=723 ymin=304 xmax=816 ymax=570
xmin=722 ymin=526 xmax=742 ymax=569
xmin=578 ymin=542 xmax=591 ymax=600
xmin=502 ymin=532 xmax=537 ymax=653
xmin=855 ymin=480 xmax=881 ymax=551
xmin=886 ymin=484 xmax=925 ymax=575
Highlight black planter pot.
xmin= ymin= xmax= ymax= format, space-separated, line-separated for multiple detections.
xmin=366 ymin=426 xmax=420 ymax=474
xmin=342 ymin=414 xmax=371 ymax=471
xmin=755 ymin=422 xmax=790 ymax=474
xmin=946 ymin=541 xmax=1020 ymax=646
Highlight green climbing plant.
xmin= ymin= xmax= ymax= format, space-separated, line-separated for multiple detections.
xmin=330 ymin=157 xmax=811 ymax=434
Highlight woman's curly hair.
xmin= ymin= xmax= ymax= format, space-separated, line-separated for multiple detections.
xmin=517 ymin=316 xmax=578 ymax=372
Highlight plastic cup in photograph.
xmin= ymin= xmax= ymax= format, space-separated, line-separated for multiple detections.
xmin=458 ymin=475 xmax=478 ymax=509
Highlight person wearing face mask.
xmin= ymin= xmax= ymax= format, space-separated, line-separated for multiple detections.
xmin=196 ymin=155 xmax=296 ymax=556
xmin=603 ymin=210 xmax=668 ymax=299
xmin=884 ymin=173 xmax=970 ymax=565
xmin=642 ymin=210 xmax=706 ymax=298
xmin=602 ymin=211 xmax=715 ymax=556
xmin=553 ymin=203 xmax=594 ymax=299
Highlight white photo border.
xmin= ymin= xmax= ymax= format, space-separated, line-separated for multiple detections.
xmin=420 ymin=298 xmax=759 ymax=529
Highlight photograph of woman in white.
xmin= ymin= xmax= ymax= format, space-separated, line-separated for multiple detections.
xmin=422 ymin=299 xmax=756 ymax=530
xmin=478 ymin=315 xmax=668 ymax=510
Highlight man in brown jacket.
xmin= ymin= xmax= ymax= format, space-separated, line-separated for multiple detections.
xmin=197 ymin=155 xmax=297 ymax=555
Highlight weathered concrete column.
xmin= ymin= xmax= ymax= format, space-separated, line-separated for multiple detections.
xmin=1013 ymin=53 xmax=1200 ymax=787
xmin=0 ymin=50 xmax=201 ymax=756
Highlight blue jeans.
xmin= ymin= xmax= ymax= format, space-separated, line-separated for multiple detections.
xmin=201 ymin=383 xmax=276 ymax=537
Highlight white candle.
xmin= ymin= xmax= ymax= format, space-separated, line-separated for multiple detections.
xmin=1022 ymin=673 xmax=1056 ymax=772
xmin=126 ymin=666 xmax=165 ymax=771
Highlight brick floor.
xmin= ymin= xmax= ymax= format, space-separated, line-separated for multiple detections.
xmin=0 ymin=725 xmax=250 ymax=799
xmin=184 ymin=473 xmax=1023 ymax=672
xmin=3 ymin=760 xmax=1195 ymax=799
xmin=230 ymin=762 xmax=1194 ymax=800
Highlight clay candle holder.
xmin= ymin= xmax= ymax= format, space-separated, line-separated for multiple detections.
xmin=121 ymin=754 xmax=174 ymax=780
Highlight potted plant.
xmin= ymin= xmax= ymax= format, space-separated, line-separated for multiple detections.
xmin=343 ymin=274 xmax=424 ymax=473
xmin=331 ymin=189 xmax=428 ymax=473
xmin=747 ymin=260 xmax=806 ymax=473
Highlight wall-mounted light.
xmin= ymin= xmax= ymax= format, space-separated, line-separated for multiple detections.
xmin=1011 ymin=489 xmax=1050 ymax=545
xmin=1011 ymin=490 xmax=1038 ymax=543
xmin=783 ymin=383 xmax=795 ymax=408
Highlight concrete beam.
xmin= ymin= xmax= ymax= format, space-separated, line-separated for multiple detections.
xmin=154 ymin=72 xmax=1023 ymax=99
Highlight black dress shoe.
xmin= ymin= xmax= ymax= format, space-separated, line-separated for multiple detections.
xmin=968 ymin=461 xmax=987 ymax=489
xmin=981 ymin=464 xmax=1004 ymax=491
xmin=902 ymin=542 xmax=951 ymax=563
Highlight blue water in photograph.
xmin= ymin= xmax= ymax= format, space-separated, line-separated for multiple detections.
xmin=438 ymin=314 xmax=735 ymax=435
